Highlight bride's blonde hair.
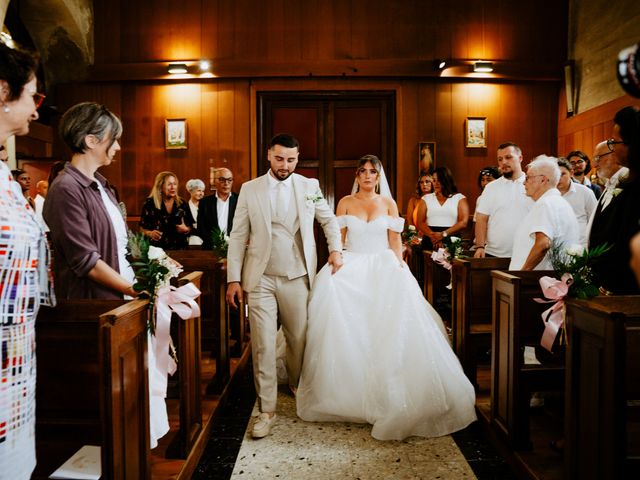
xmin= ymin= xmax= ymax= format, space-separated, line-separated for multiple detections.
xmin=355 ymin=154 xmax=382 ymax=193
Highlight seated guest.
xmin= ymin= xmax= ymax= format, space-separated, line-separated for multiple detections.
xmin=567 ymin=150 xmax=602 ymax=199
xmin=140 ymin=171 xmax=194 ymax=250
xmin=589 ymin=106 xmax=640 ymax=294
xmin=11 ymin=168 xmax=35 ymax=210
xmin=509 ymin=155 xmax=579 ymax=270
xmin=556 ymin=157 xmax=596 ymax=247
xmin=186 ymin=178 xmax=205 ymax=246
xmin=198 ymin=167 xmax=238 ymax=250
xmin=415 ymin=166 xmax=469 ymax=249
xmin=405 ymin=171 xmax=432 ymax=228
xmin=44 ymin=102 xmax=136 ymax=299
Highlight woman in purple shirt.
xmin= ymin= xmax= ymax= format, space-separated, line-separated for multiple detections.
xmin=44 ymin=102 xmax=136 ymax=299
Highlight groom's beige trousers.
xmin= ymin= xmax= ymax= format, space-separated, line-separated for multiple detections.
xmin=247 ymin=274 xmax=309 ymax=413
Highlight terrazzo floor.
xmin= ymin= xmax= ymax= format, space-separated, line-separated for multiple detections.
xmin=193 ymin=364 xmax=516 ymax=480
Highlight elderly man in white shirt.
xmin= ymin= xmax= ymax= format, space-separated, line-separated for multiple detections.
xmin=556 ymin=157 xmax=596 ymax=247
xmin=509 ymin=155 xmax=579 ymax=270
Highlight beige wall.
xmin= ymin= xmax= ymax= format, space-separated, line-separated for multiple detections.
xmin=569 ymin=0 xmax=640 ymax=113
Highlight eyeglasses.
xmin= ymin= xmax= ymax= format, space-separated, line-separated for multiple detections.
xmin=524 ymin=174 xmax=547 ymax=182
xmin=217 ymin=177 xmax=233 ymax=183
xmin=33 ymin=92 xmax=46 ymax=109
xmin=607 ymin=138 xmax=624 ymax=152
xmin=593 ymin=151 xmax=613 ymax=163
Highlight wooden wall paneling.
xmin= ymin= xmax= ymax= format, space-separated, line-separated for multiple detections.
xmin=398 ymin=82 xmax=420 ymax=213
xmin=451 ymin=1 xmax=472 ymax=59
xmin=235 ymin=0 xmax=266 ymax=60
xmin=215 ymin=0 xmax=235 ymax=59
xmin=232 ymin=80 xmax=251 ymax=186
xmin=460 ymin=0 xmax=485 ymax=59
xmin=390 ymin=0 xmax=418 ymax=59
xmin=314 ymin=0 xmax=336 ymax=60
xmin=350 ymin=0 xmax=368 ymax=58
xmin=434 ymin=83 xmax=453 ymax=171
xmin=216 ymin=81 xmax=237 ymax=190
xmin=332 ymin=0 xmax=352 ymax=59
xmin=201 ymin=83 xmax=219 ymax=191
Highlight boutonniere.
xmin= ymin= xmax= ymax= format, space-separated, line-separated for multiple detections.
xmin=305 ymin=191 xmax=324 ymax=207
xmin=611 ymin=187 xmax=623 ymax=198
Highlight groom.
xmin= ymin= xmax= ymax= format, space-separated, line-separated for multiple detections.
xmin=226 ymin=133 xmax=343 ymax=438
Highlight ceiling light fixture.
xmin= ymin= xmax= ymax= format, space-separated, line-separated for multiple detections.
xmin=167 ymin=63 xmax=188 ymax=74
xmin=473 ymin=61 xmax=493 ymax=73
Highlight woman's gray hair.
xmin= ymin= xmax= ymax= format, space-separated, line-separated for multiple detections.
xmin=528 ymin=155 xmax=561 ymax=187
xmin=186 ymin=178 xmax=205 ymax=192
xmin=59 ymin=102 xmax=123 ymax=154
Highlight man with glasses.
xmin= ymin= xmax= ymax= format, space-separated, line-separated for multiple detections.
xmin=474 ymin=142 xmax=533 ymax=258
xmin=566 ymin=150 xmax=602 ymax=199
xmin=197 ymin=167 xmax=238 ymax=250
xmin=509 ymin=156 xmax=579 ymax=271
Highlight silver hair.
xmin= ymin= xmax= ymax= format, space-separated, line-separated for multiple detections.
xmin=186 ymin=178 xmax=205 ymax=192
xmin=528 ymin=155 xmax=561 ymax=187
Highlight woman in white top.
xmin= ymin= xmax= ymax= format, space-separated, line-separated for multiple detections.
xmin=416 ymin=166 xmax=469 ymax=249
xmin=186 ymin=178 xmax=205 ymax=246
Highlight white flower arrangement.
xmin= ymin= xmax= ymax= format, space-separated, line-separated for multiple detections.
xmin=305 ymin=191 xmax=324 ymax=207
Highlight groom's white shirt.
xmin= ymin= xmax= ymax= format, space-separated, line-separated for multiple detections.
xmin=227 ymin=172 xmax=342 ymax=292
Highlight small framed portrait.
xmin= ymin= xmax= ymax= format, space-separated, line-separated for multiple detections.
xmin=165 ymin=118 xmax=187 ymax=149
xmin=465 ymin=116 xmax=487 ymax=148
xmin=418 ymin=141 xmax=436 ymax=173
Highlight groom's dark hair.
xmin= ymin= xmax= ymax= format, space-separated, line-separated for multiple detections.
xmin=270 ymin=133 xmax=299 ymax=150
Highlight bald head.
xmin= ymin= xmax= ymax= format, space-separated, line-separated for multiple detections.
xmin=593 ymin=140 xmax=623 ymax=181
xmin=36 ymin=180 xmax=48 ymax=197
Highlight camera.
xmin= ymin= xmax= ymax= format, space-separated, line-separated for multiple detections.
xmin=618 ymin=42 xmax=640 ymax=98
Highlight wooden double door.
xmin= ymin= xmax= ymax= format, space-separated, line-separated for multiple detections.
xmin=257 ymin=91 xmax=396 ymax=212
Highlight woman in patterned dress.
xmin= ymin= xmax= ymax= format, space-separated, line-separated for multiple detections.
xmin=0 ymin=40 xmax=52 ymax=480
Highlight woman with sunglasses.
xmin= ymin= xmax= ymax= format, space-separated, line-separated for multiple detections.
xmin=0 ymin=40 xmax=53 ymax=480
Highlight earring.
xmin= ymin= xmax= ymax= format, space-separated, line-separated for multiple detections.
xmin=2 ymin=106 xmax=9 ymax=113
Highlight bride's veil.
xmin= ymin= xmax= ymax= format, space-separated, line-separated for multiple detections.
xmin=350 ymin=156 xmax=393 ymax=199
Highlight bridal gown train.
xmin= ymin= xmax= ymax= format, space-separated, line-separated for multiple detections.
xmin=296 ymin=215 xmax=477 ymax=441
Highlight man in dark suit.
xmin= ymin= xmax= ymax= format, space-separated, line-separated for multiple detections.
xmin=197 ymin=167 xmax=238 ymax=249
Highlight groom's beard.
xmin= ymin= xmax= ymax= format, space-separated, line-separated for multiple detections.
xmin=271 ymin=166 xmax=293 ymax=181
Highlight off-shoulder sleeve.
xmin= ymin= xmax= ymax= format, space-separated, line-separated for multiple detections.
xmin=337 ymin=216 xmax=348 ymax=228
xmin=388 ymin=216 xmax=405 ymax=233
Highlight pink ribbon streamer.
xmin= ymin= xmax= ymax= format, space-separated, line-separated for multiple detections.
xmin=534 ymin=273 xmax=572 ymax=352
xmin=431 ymin=248 xmax=452 ymax=270
xmin=152 ymin=282 xmax=201 ymax=395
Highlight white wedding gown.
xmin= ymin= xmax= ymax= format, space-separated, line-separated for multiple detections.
xmin=296 ymin=215 xmax=477 ymax=440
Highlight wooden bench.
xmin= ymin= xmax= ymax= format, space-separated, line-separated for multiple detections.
xmin=166 ymin=271 xmax=204 ymax=459
xmin=35 ymin=298 xmax=151 ymax=479
xmin=422 ymin=249 xmax=454 ymax=323
xmin=564 ymin=295 xmax=640 ymax=479
xmin=490 ymin=269 xmax=563 ymax=450
xmin=451 ymin=256 xmax=511 ymax=388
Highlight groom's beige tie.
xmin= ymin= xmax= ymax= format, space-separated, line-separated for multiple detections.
xmin=276 ymin=182 xmax=288 ymax=218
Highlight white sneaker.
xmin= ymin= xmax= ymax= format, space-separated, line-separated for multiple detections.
xmin=252 ymin=412 xmax=276 ymax=438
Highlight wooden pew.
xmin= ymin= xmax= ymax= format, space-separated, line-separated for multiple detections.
xmin=451 ymin=256 xmax=511 ymax=388
xmin=422 ymin=249 xmax=453 ymax=325
xmin=35 ymin=298 xmax=151 ymax=480
xmin=490 ymin=269 xmax=563 ymax=450
xmin=564 ymin=296 xmax=640 ymax=479
xmin=166 ymin=271 xmax=204 ymax=459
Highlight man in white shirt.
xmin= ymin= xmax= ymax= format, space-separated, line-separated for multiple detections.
xmin=474 ymin=142 xmax=533 ymax=258
xmin=509 ymin=156 xmax=579 ymax=270
xmin=197 ymin=167 xmax=238 ymax=250
xmin=556 ymin=158 xmax=596 ymax=247
xmin=34 ymin=179 xmax=49 ymax=231
xmin=567 ymin=150 xmax=602 ymax=199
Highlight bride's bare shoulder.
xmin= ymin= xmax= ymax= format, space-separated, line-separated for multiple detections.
xmin=336 ymin=195 xmax=356 ymax=215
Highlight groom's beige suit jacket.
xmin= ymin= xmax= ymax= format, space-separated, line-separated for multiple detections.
xmin=226 ymin=172 xmax=341 ymax=291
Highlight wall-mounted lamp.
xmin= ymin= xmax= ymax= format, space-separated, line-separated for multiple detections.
xmin=199 ymin=60 xmax=211 ymax=72
xmin=167 ymin=63 xmax=188 ymax=74
xmin=473 ymin=61 xmax=493 ymax=73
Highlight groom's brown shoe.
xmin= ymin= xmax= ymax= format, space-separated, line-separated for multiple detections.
xmin=252 ymin=412 xmax=276 ymax=438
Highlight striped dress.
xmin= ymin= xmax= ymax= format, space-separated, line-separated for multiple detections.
xmin=0 ymin=160 xmax=53 ymax=480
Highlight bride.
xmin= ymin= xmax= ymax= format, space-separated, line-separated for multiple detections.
xmin=296 ymin=155 xmax=477 ymax=441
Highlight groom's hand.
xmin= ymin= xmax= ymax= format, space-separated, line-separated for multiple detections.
xmin=328 ymin=250 xmax=344 ymax=274
xmin=226 ymin=282 xmax=242 ymax=309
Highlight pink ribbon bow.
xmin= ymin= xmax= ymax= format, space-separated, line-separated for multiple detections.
xmin=534 ymin=273 xmax=572 ymax=352
xmin=431 ymin=248 xmax=452 ymax=270
xmin=152 ymin=282 xmax=201 ymax=395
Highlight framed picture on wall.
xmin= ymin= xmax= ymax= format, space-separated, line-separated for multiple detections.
xmin=165 ymin=118 xmax=187 ymax=149
xmin=418 ymin=141 xmax=436 ymax=173
xmin=465 ymin=117 xmax=487 ymax=148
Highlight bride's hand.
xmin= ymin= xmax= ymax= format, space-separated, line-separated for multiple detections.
xmin=328 ymin=250 xmax=344 ymax=274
